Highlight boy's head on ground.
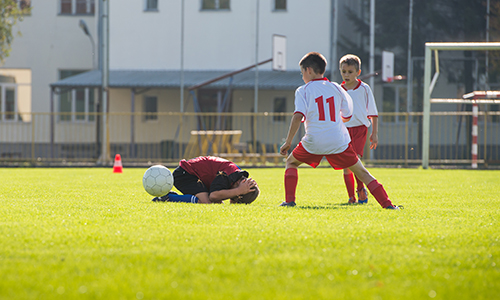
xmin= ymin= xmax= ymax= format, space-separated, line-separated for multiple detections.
xmin=299 ymin=52 xmax=327 ymax=81
xmin=226 ymin=170 xmax=260 ymax=204
xmin=229 ymin=175 xmax=260 ymax=204
xmin=230 ymin=182 xmax=260 ymax=204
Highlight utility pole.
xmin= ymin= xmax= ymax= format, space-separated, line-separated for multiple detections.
xmin=369 ymin=0 xmax=375 ymax=89
xmin=99 ymin=0 xmax=110 ymax=165
xmin=407 ymin=0 xmax=413 ymax=112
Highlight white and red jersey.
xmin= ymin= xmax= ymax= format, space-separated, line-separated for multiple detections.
xmin=294 ymin=78 xmax=353 ymax=155
xmin=341 ymin=79 xmax=378 ymax=128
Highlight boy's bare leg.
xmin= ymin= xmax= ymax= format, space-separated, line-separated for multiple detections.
xmin=348 ymin=160 xmax=375 ymax=183
xmin=353 ymin=155 xmax=367 ymax=202
xmin=348 ymin=161 xmax=394 ymax=208
xmin=195 ymin=192 xmax=212 ymax=204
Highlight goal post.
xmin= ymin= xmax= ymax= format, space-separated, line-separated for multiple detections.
xmin=422 ymin=42 xmax=500 ymax=169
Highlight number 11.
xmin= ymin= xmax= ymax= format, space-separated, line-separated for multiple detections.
xmin=315 ymin=96 xmax=336 ymax=121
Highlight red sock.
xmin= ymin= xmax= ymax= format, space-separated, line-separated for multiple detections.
xmin=355 ymin=175 xmax=364 ymax=191
xmin=343 ymin=173 xmax=355 ymax=198
xmin=367 ymin=180 xmax=393 ymax=208
xmin=284 ymin=168 xmax=298 ymax=203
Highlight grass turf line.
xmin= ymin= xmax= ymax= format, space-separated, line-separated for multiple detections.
xmin=0 ymin=167 xmax=499 ymax=299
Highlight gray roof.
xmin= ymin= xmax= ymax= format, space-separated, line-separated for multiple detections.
xmin=51 ymin=69 xmax=304 ymax=90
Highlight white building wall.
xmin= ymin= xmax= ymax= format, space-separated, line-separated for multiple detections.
xmin=2 ymin=0 xmax=365 ymax=114
xmin=110 ymin=0 xmax=332 ymax=71
xmin=2 ymin=2 xmax=95 ymax=113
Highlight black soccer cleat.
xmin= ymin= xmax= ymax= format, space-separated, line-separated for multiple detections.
xmin=152 ymin=191 xmax=178 ymax=202
xmin=279 ymin=201 xmax=296 ymax=207
xmin=385 ymin=205 xmax=403 ymax=210
xmin=152 ymin=195 xmax=168 ymax=202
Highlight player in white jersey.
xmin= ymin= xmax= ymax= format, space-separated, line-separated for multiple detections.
xmin=340 ymin=54 xmax=379 ymax=204
xmin=294 ymin=76 xmax=353 ymax=155
xmin=279 ymin=52 xmax=400 ymax=209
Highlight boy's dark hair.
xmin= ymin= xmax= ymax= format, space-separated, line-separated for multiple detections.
xmin=299 ymin=52 xmax=327 ymax=75
xmin=339 ymin=54 xmax=361 ymax=71
xmin=231 ymin=186 xmax=260 ymax=204
xmin=210 ymin=170 xmax=250 ymax=193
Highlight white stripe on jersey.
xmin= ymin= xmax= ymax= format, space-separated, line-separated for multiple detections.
xmin=341 ymin=80 xmax=378 ymax=128
xmin=294 ymin=78 xmax=353 ymax=155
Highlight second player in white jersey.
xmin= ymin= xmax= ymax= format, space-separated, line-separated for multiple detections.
xmin=294 ymin=77 xmax=353 ymax=155
xmin=342 ymin=79 xmax=378 ymax=128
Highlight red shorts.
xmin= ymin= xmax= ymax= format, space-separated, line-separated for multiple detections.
xmin=347 ymin=125 xmax=368 ymax=157
xmin=291 ymin=142 xmax=359 ymax=170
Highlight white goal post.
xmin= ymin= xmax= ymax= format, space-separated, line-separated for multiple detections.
xmin=422 ymin=42 xmax=500 ymax=169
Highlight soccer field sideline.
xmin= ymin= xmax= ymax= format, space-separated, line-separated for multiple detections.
xmin=0 ymin=167 xmax=499 ymax=300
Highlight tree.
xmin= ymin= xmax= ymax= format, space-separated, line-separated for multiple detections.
xmin=0 ymin=0 xmax=30 ymax=64
xmin=488 ymin=1 xmax=500 ymax=83
xmin=343 ymin=0 xmax=490 ymax=109
xmin=343 ymin=0 xmax=491 ymax=159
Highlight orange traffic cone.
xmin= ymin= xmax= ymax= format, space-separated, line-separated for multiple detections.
xmin=113 ymin=154 xmax=123 ymax=173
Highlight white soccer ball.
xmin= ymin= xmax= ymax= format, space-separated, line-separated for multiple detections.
xmin=142 ymin=165 xmax=174 ymax=197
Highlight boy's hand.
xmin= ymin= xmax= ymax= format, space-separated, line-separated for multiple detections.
xmin=370 ymin=133 xmax=378 ymax=149
xmin=237 ymin=178 xmax=257 ymax=194
xmin=280 ymin=142 xmax=291 ymax=156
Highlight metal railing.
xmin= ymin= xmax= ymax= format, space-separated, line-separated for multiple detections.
xmin=1 ymin=111 xmax=499 ymax=167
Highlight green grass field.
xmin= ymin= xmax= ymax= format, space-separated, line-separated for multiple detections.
xmin=0 ymin=167 xmax=499 ymax=300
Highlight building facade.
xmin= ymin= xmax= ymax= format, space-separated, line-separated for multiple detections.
xmin=3 ymin=0 xmax=496 ymax=166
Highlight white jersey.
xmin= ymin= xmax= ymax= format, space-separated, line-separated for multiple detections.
xmin=341 ymin=80 xmax=378 ymax=128
xmin=294 ymin=78 xmax=353 ymax=155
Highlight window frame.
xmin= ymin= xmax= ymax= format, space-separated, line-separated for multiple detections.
xmin=58 ymin=70 xmax=95 ymax=123
xmin=59 ymin=0 xmax=95 ymax=15
xmin=15 ymin=0 xmax=31 ymax=12
xmin=0 ymin=84 xmax=19 ymax=122
xmin=273 ymin=0 xmax=287 ymax=11
xmin=58 ymin=88 xmax=96 ymax=123
xmin=144 ymin=0 xmax=159 ymax=12
xmin=143 ymin=95 xmax=158 ymax=121
xmin=201 ymin=0 xmax=230 ymax=11
xmin=196 ymin=88 xmax=233 ymax=130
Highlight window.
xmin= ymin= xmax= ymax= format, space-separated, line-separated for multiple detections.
xmin=15 ymin=0 xmax=31 ymax=10
xmin=1 ymin=85 xmax=17 ymax=121
xmin=60 ymin=0 xmax=71 ymax=14
xmin=197 ymin=89 xmax=232 ymax=130
xmin=273 ymin=97 xmax=286 ymax=122
xmin=5 ymin=87 xmax=16 ymax=120
xmin=274 ymin=0 xmax=286 ymax=11
xmin=145 ymin=0 xmax=158 ymax=11
xmin=60 ymin=0 xmax=95 ymax=15
xmin=143 ymin=96 xmax=158 ymax=121
xmin=201 ymin=0 xmax=230 ymax=10
xmin=58 ymin=70 xmax=95 ymax=122
xmin=0 ymin=69 xmax=32 ymax=122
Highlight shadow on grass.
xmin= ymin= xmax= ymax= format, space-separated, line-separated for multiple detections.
xmin=297 ymin=203 xmax=361 ymax=210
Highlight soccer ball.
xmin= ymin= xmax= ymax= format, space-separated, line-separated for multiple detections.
xmin=142 ymin=165 xmax=174 ymax=197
